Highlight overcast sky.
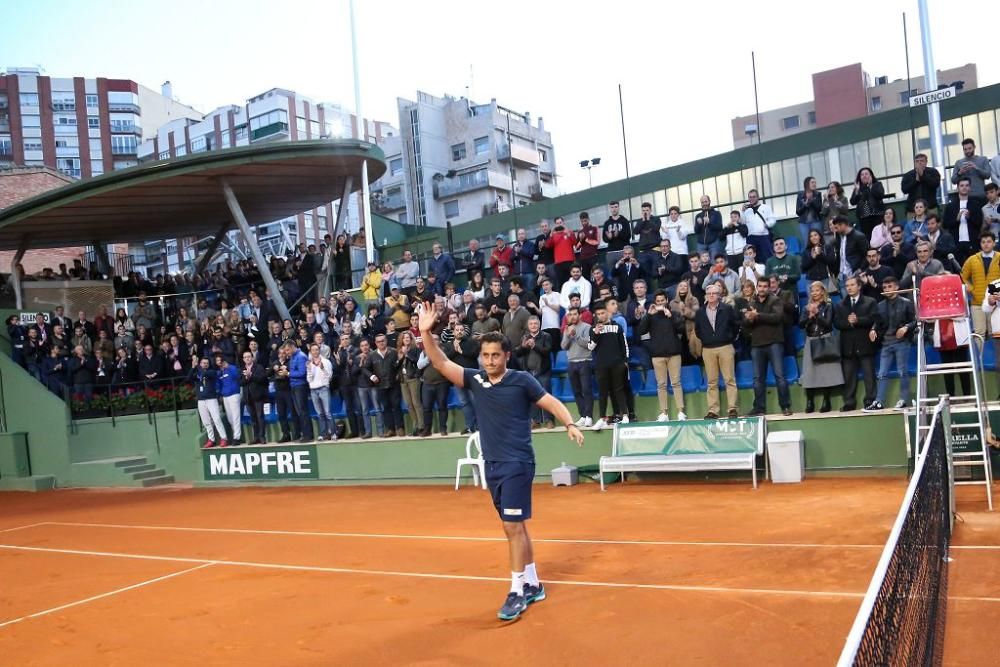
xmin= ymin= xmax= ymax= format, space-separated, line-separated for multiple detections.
xmin=3 ymin=0 xmax=994 ymax=194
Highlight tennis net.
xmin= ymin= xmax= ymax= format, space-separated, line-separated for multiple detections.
xmin=837 ymin=400 xmax=955 ymax=667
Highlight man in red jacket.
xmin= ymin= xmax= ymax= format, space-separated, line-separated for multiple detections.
xmin=489 ymin=235 xmax=514 ymax=279
xmin=547 ymin=217 xmax=578 ymax=288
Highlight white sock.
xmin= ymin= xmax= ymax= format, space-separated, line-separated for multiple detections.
xmin=510 ymin=571 xmax=526 ymax=594
xmin=524 ymin=563 xmax=539 ymax=587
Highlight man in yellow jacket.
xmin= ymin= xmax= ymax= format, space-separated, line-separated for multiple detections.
xmin=360 ymin=262 xmax=383 ymax=303
xmin=961 ymin=231 xmax=1000 ymax=339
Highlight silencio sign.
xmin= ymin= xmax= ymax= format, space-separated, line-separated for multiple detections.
xmin=202 ymin=444 xmax=319 ymax=481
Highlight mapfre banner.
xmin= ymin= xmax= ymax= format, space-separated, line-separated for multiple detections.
xmin=203 ymin=445 xmax=319 ymax=481
xmin=614 ymin=418 xmax=764 ymax=457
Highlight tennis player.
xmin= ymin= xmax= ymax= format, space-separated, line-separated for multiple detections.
xmin=417 ymin=301 xmax=585 ymax=621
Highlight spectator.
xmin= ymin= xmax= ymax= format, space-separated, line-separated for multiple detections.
xmin=835 ymin=276 xmax=878 ymax=412
xmin=112 ymin=347 xmax=137 ymax=386
xmin=360 ymin=262 xmax=383 ymax=302
xmin=20 ymin=327 xmax=42 ymax=381
xmin=857 ymin=247 xmax=895 ymax=302
xmin=70 ymin=324 xmax=92 ymax=355
xmin=681 ymin=255 xmax=709 ymax=303
xmin=489 ymin=235 xmax=514 ymax=277
xmin=537 ymin=278 xmax=563 ymax=346
xmin=850 ymin=167 xmax=886 ymax=238
xmin=722 ymin=209 xmax=749 ymax=266
xmin=305 ymin=343 xmax=335 ymax=441
xmin=832 ymin=216 xmax=869 ymax=294
xmin=821 ymin=181 xmax=851 ymax=229
xmin=6 ymin=315 xmax=27 ymax=369
xmin=632 ymin=202 xmax=663 ymax=275
xmin=660 ymin=206 xmax=690 ymax=263
xmin=417 ymin=334 xmax=451 ymax=436
xmin=572 ymin=212 xmax=599 ymax=278
xmin=589 ymin=266 xmax=619 ymax=303
xmin=298 ymin=244 xmax=320 ymax=301
xmin=602 ymin=201 xmax=632 ymax=264
xmin=134 ymin=293 xmax=156 ymax=331
xmin=516 ymin=316 xmax=554 ymax=428
xmin=588 ymin=301 xmax=629 ymax=431
xmin=925 ymin=213 xmax=958 ymax=266
xmin=560 ymin=293 xmax=593 ymax=329
xmin=240 ymin=349 xmax=269 ymax=444
xmin=43 ymin=345 xmax=67 ymax=396
xmin=561 ymin=306 xmax=594 ymax=428
xmin=804 ymin=227 xmax=839 ymax=291
xmin=736 ymin=245 xmax=766 ymax=286
xmin=901 ymin=241 xmax=947 ymax=290
xmin=695 ymin=283 xmax=740 ymax=419
xmin=368 ymin=333 xmax=404 ymax=437
xmin=534 ymin=219 xmax=554 ymax=270
xmin=547 ymin=218 xmax=578 ymax=286
xmin=905 ymin=199 xmax=931 ymax=243
xmin=412 ymin=276 xmax=432 ymax=303
xmin=796 ymin=176 xmax=823 ymax=243
xmin=385 ymin=286 xmax=412 ymax=330
xmin=502 ymin=293 xmax=531 ymax=346
xmin=693 ymin=195 xmax=724 ymax=259
xmin=444 ymin=320 xmax=480 ymax=434
xmin=138 ymin=343 xmax=165 ymax=385
xmin=743 ymin=277 xmax=791 ymax=417
xmin=984 ymin=183 xmax=1000 ymax=238
xmin=482 ymin=278 xmax=508 ymax=323
xmin=396 ymin=331 xmax=424 ymax=436
xmin=961 ymin=231 xmax=1000 ymax=342
xmin=799 ymin=281 xmax=843 ymax=414
xmin=951 ymin=138 xmax=991 ymax=199
xmin=331 ymin=333 xmax=360 ymax=438
xmin=285 ymin=340 xmax=314 ymax=442
xmin=943 ymin=176 xmax=986 ymax=264
xmin=190 ymin=355 xmax=226 ymax=448
xmin=559 ymin=264 xmax=592 ymax=310
xmin=650 ymin=240 xmax=684 ymax=297
xmin=639 ymin=289 xmax=686 ymax=421
xmin=740 ymin=189 xmax=777 ymax=261
xmin=380 ymin=261 xmax=396 ymax=300
xmin=351 ymin=338 xmax=381 ymax=439
xmin=881 ymin=224 xmax=917 ymax=280
xmin=395 ymin=250 xmax=420 ymax=297
xmin=50 ymin=305 xmax=70 ymax=330
xmin=702 ymin=254 xmax=740 ymax=296
xmin=870 ymin=209 xmax=899 ymax=252
xmin=74 ymin=310 xmax=96 ymax=341
xmin=868 ymin=275 xmax=916 ymax=412
xmin=901 ymin=153 xmax=942 ymax=211
xmin=331 ymin=234 xmax=353 ymax=291
xmin=981 ymin=272 xmax=1000 ymax=375
xmin=67 ymin=345 xmax=97 ymax=403
xmin=611 ymin=245 xmax=646 ymax=299
xmin=670 ymin=280 xmax=701 ymax=360
xmin=511 ymin=229 xmax=536 ymax=290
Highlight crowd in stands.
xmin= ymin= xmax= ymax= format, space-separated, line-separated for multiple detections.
xmin=6 ymin=139 xmax=1000 ymax=444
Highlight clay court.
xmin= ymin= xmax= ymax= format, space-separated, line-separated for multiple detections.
xmin=0 ymin=480 xmax=997 ymax=665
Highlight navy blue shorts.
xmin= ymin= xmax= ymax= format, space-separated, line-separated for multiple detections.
xmin=485 ymin=461 xmax=535 ymax=522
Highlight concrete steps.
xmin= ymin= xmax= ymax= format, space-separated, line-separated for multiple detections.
xmin=71 ymin=456 xmax=173 ymax=487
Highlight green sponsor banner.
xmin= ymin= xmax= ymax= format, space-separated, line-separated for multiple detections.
xmin=614 ymin=418 xmax=764 ymax=457
xmin=202 ymin=445 xmax=319 ymax=481
xmin=906 ymin=409 xmax=996 ymax=456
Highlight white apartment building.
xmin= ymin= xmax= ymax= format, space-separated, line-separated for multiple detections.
xmin=373 ymin=91 xmax=557 ymax=228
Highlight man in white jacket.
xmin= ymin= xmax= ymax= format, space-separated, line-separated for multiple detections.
xmin=740 ymin=189 xmax=777 ymax=262
xmin=559 ymin=264 xmax=592 ymax=309
xmin=307 ymin=343 xmax=336 ymax=441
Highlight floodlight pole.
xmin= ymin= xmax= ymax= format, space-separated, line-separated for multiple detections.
xmin=917 ymin=0 xmax=947 ymax=205
xmin=349 ymin=0 xmax=375 ymax=264
xmin=220 ymin=179 xmax=292 ymax=323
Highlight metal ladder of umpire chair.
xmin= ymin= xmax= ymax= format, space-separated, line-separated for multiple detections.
xmin=914 ymin=274 xmax=993 ymax=510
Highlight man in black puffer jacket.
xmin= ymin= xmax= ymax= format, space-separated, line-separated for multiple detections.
xmin=637 ymin=290 xmax=686 ymax=422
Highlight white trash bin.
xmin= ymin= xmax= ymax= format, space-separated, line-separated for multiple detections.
xmin=766 ymin=431 xmax=804 ymax=483
xmin=551 ymin=463 xmax=579 ymax=487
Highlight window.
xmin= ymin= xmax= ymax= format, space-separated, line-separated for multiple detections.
xmin=443 ymin=200 xmax=459 ymax=218
xmin=807 ymin=111 xmax=816 ymax=125
xmin=451 ymin=142 xmax=466 ymax=161
xmin=900 ymin=89 xmax=917 ymax=104
xmin=57 ymin=115 xmax=77 ymax=125
xmin=538 ymin=148 xmax=548 ymax=162
xmin=390 ymin=157 xmax=403 ymax=176
xmin=474 ymin=136 xmax=489 ymax=155
xmin=23 ymin=141 xmax=42 ymax=151
xmin=249 ymin=109 xmax=288 ymax=132
xmin=398 ymin=211 xmax=408 ymax=225
xmin=51 ymin=94 xmax=75 ymax=111
xmin=88 ymin=116 xmax=100 ymax=128
xmin=111 ymin=135 xmax=137 ymax=155
xmin=190 ymin=136 xmax=207 ymax=153
xmin=234 ymin=125 xmax=248 ymax=140
xmin=19 ymin=93 xmax=39 ymax=107
xmin=781 ymin=115 xmax=800 ymax=130
xmin=310 ymin=120 xmax=320 ymax=137
xmin=158 ymin=151 xmax=170 ymax=160
xmin=221 ymin=130 xmax=231 ymax=146
xmin=21 ymin=115 xmax=40 ymax=127
xmin=386 ymin=186 xmax=402 ymax=197
xmin=85 ymin=94 xmax=98 ymax=108
xmin=174 ymin=144 xmax=187 ymax=157
xmin=871 ymin=96 xmax=882 ymax=112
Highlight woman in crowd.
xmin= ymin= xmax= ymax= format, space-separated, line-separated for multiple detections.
xmin=467 ymin=270 xmax=486 ymax=300
xmin=396 ymin=331 xmax=425 ymax=436
xmin=799 ymin=281 xmax=843 ymax=413
xmin=821 ymin=181 xmax=850 ymax=245
xmin=332 ymin=234 xmax=353 ymax=291
xmin=870 ymin=208 xmax=898 ymax=251
xmin=360 ymin=262 xmax=383 ymax=302
xmin=850 ymin=167 xmax=886 ymax=238
xmin=801 ymin=228 xmax=838 ymax=292
xmin=114 ymin=307 xmax=135 ymax=333
xmin=669 ymin=279 xmax=701 ymax=363
xmin=732 ymin=280 xmax=756 ymax=360
xmin=905 ymin=199 xmax=930 ymax=243
xmin=380 ymin=261 xmax=395 ymax=301
xmin=796 ymin=176 xmax=823 ymax=244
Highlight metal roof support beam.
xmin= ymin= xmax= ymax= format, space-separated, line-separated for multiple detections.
xmin=91 ymin=241 xmax=112 ymax=277
xmin=195 ymin=219 xmax=234 ymax=276
xmin=323 ymin=176 xmax=354 ymax=296
xmin=220 ymin=179 xmax=292 ymax=323
xmin=11 ymin=236 xmax=30 ymax=310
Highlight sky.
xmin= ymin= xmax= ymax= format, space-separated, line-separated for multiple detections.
xmin=2 ymin=0 xmax=995 ymax=195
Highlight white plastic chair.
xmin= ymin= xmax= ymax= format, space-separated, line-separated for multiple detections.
xmin=455 ymin=431 xmax=486 ymax=490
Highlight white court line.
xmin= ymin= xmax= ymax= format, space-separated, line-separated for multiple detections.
xmin=40 ymin=521 xmax=887 ymax=549
xmin=0 ymin=562 xmax=212 ymax=629
xmin=951 ymin=545 xmax=1000 ymax=550
xmin=0 ymin=542 xmax=865 ymax=600
xmin=0 ymin=523 xmax=49 ymax=533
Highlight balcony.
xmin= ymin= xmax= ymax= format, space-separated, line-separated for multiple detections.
xmin=110 ymin=123 xmax=142 ymax=135
xmin=433 ymin=169 xmax=513 ymax=199
xmin=108 ymin=102 xmax=141 ymax=114
xmin=497 ymin=142 xmax=540 ymax=167
xmin=250 ymin=122 xmax=289 ymax=142
xmin=372 ymin=191 xmax=406 ymax=213
xmin=111 ymin=145 xmax=138 ymax=156
xmin=529 ymin=181 xmax=559 ymax=201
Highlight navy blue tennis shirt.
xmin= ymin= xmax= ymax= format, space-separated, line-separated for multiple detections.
xmin=463 ymin=368 xmax=546 ymax=463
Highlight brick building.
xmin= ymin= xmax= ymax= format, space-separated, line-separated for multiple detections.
xmin=0 ymin=166 xmax=83 ymax=275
